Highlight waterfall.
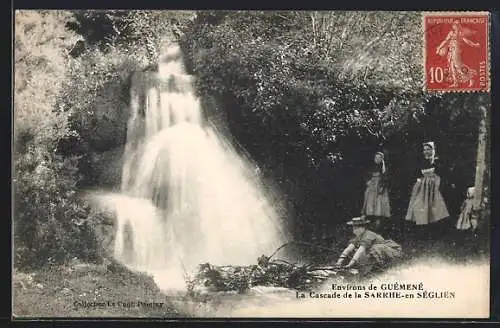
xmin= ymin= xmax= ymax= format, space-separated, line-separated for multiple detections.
xmin=95 ymin=43 xmax=290 ymax=291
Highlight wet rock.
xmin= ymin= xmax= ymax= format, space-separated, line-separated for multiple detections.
xmin=92 ymin=223 xmax=116 ymax=259
xmin=86 ymin=78 xmax=130 ymax=153
xmin=89 ymin=146 xmax=125 ymax=188
xmin=83 ymin=207 xmax=117 ymax=262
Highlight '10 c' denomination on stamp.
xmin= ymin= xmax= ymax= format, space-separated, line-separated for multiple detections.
xmin=423 ymin=12 xmax=490 ymax=93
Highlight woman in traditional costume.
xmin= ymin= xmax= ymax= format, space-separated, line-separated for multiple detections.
xmin=405 ymin=142 xmax=450 ymax=237
xmin=361 ymin=151 xmax=391 ymax=230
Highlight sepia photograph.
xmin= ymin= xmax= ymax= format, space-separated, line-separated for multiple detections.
xmin=12 ymin=10 xmax=491 ymax=319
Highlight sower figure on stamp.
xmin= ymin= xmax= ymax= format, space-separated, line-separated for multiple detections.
xmin=405 ymin=142 xmax=450 ymax=240
xmin=436 ymin=20 xmax=480 ymax=88
xmin=335 ymin=217 xmax=402 ymax=277
xmin=361 ymin=151 xmax=391 ymax=233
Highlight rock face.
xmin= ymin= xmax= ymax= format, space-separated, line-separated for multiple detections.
xmin=83 ymin=204 xmax=117 ymax=261
xmin=86 ymin=79 xmax=131 ymax=153
xmin=90 ymin=146 xmax=125 ymax=189
xmin=74 ymin=72 xmax=132 ymax=189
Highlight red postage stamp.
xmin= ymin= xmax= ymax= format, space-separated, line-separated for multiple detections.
xmin=423 ymin=12 xmax=490 ymax=92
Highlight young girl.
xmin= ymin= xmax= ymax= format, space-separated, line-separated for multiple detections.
xmin=336 ymin=217 xmax=403 ymax=276
xmin=361 ymin=151 xmax=391 ymax=230
xmin=456 ymin=187 xmax=476 ymax=231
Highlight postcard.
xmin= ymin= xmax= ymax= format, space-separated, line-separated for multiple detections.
xmin=13 ymin=10 xmax=491 ymax=319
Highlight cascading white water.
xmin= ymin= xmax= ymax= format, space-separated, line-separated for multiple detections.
xmin=96 ymin=43 xmax=289 ymax=291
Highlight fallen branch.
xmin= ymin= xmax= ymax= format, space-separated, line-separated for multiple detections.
xmin=188 ymin=240 xmax=351 ymax=294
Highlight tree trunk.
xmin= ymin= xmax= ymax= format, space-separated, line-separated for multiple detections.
xmin=310 ymin=13 xmax=316 ymax=47
xmin=472 ymin=104 xmax=487 ymax=211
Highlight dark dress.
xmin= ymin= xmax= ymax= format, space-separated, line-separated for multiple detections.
xmin=405 ymin=158 xmax=450 ymax=225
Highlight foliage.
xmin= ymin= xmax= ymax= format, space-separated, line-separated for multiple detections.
xmin=14 ymin=10 xmax=99 ymax=268
xmin=14 ymin=10 xmax=79 ymax=146
xmin=180 ymin=11 xmax=489 ymax=238
xmin=59 ymin=10 xmax=195 ymax=186
xmin=67 ymin=10 xmax=195 ymax=59
xmin=181 ymin=11 xmax=425 ymax=160
xmin=59 ymin=44 xmax=148 ymax=154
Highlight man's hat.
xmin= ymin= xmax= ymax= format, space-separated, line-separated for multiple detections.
xmin=346 ymin=217 xmax=370 ymax=226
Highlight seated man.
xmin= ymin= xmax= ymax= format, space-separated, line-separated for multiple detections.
xmin=336 ymin=217 xmax=403 ymax=276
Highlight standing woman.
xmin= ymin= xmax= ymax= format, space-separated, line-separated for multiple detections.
xmin=405 ymin=142 xmax=450 ymax=238
xmin=361 ymin=152 xmax=391 ymax=231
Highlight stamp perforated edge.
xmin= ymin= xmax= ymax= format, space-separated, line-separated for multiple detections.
xmin=422 ymin=11 xmax=491 ymax=94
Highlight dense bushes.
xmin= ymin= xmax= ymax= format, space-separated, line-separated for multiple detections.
xmin=14 ymin=10 xmax=99 ymax=267
xmin=180 ymin=11 xmax=489 ymax=239
xmin=181 ymin=11 xmax=424 ymax=153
